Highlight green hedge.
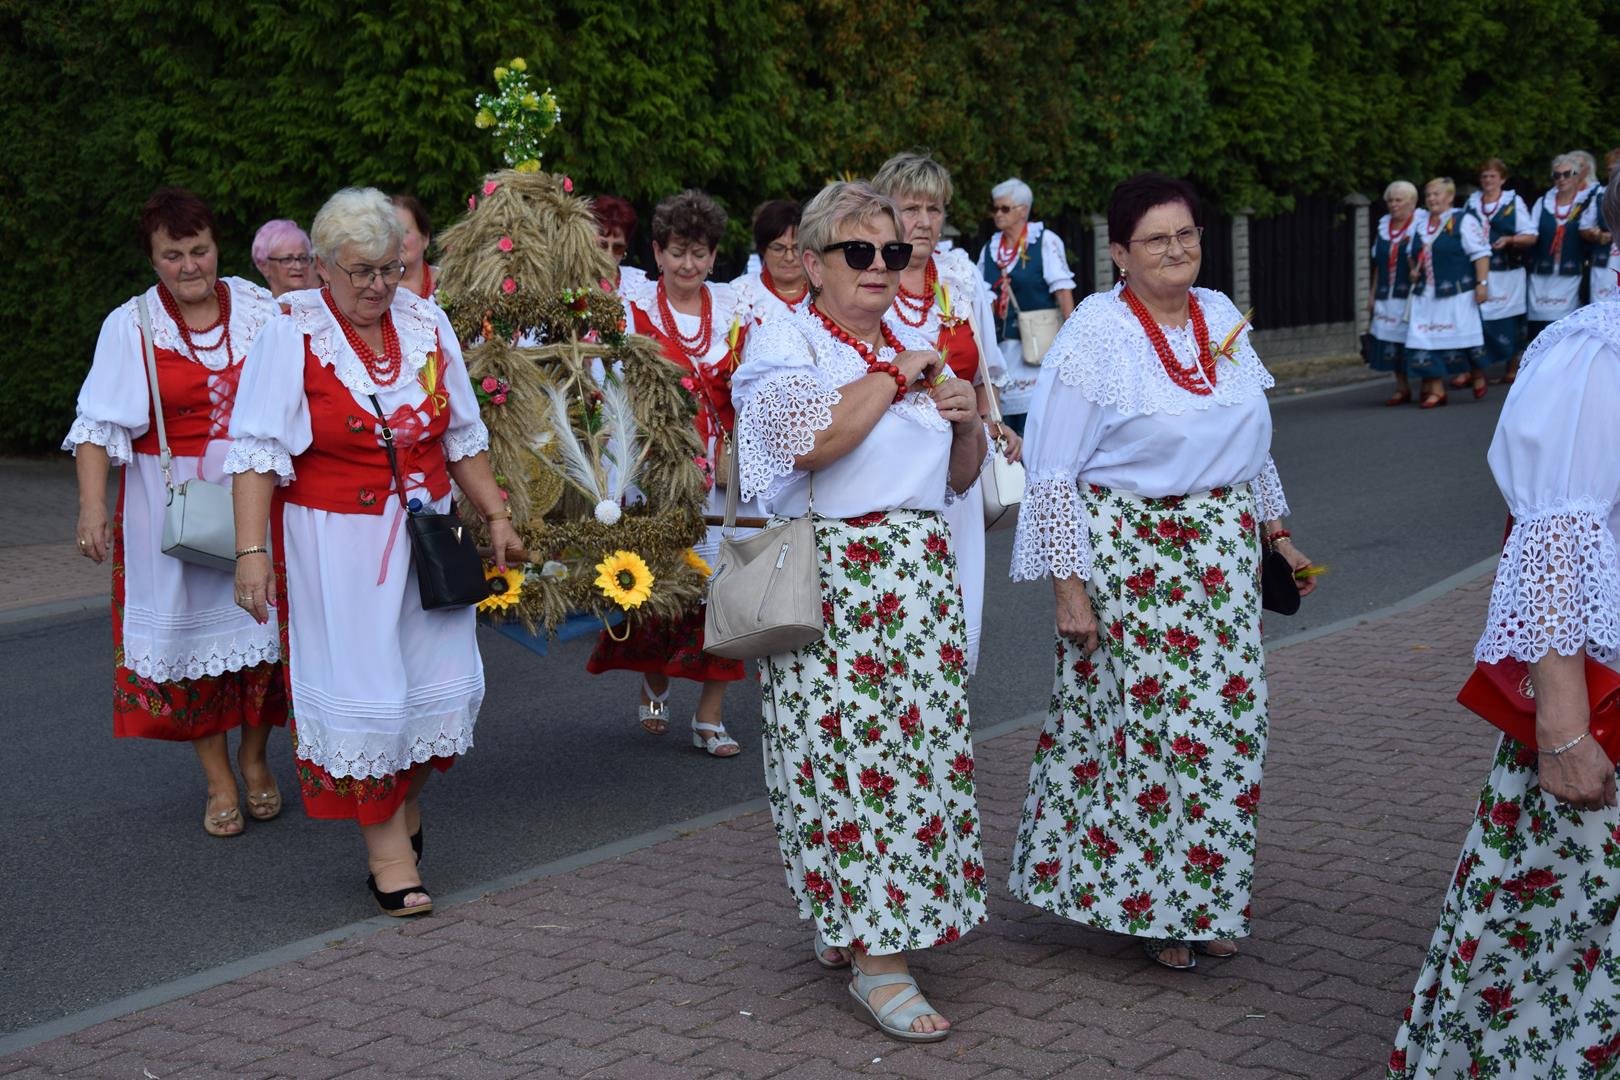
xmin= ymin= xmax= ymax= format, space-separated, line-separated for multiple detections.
xmin=4 ymin=0 xmax=1615 ymax=450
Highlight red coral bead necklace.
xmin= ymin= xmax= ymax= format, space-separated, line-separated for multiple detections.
xmin=891 ymin=256 xmax=937 ymax=327
xmin=157 ymin=280 xmax=234 ymax=362
xmin=322 ymin=287 xmax=402 ymax=385
xmin=1121 ymin=286 xmax=1215 ymax=396
xmin=760 ymin=266 xmax=806 ymax=310
xmin=809 ymin=304 xmax=910 ymax=403
xmin=657 ymin=279 xmax=714 ymax=364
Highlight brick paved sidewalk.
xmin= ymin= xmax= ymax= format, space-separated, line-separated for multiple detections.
xmin=0 ymin=577 xmax=1498 ymax=1080
xmin=0 ymin=459 xmax=109 ymax=615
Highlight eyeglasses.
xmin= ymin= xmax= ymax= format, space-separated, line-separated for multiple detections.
xmin=765 ymin=242 xmax=795 ymax=258
xmin=821 ymin=240 xmax=912 ymax=271
xmin=1125 ymin=226 xmax=1204 ymax=256
xmin=991 ymin=204 xmax=1019 ymax=214
xmin=333 ymin=259 xmax=406 ymax=288
xmin=266 ymin=254 xmax=314 ymax=268
xmin=1553 ymin=169 xmax=1577 ymax=180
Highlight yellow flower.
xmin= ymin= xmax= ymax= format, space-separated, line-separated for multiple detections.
xmin=594 ymin=550 xmax=655 ymax=609
xmin=494 ymin=66 xmax=509 ymax=81
xmin=476 ymin=564 xmax=525 ymax=613
xmin=475 ymin=107 xmax=496 ymax=129
xmin=510 ymin=57 xmax=528 ymax=71
xmin=522 ymin=92 xmax=540 ymax=110
xmin=515 ymin=159 xmax=541 ymax=173
xmin=683 ymin=548 xmax=713 ymax=577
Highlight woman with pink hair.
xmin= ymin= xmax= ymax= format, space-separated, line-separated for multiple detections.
xmin=251 ymin=219 xmax=313 ymax=300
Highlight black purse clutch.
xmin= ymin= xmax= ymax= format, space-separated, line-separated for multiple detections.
xmin=370 ymin=395 xmax=491 ymax=610
xmin=1261 ymin=549 xmax=1301 ymax=615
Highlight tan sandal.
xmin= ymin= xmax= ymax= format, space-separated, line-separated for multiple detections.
xmin=245 ymin=787 xmax=282 ymax=822
xmin=204 ymin=802 xmax=244 ymax=838
xmin=848 ymin=966 xmax=949 ymax=1043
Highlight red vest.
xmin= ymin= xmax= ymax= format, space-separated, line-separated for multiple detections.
xmin=936 ymin=320 xmax=979 ymax=382
xmin=282 ymin=337 xmax=452 ymax=515
xmin=130 ymin=344 xmax=241 ymax=457
xmin=632 ymin=304 xmax=745 ymax=446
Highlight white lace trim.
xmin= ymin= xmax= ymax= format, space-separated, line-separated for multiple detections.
xmin=884 ymin=249 xmax=986 ymax=344
xmin=735 ymin=369 xmax=842 ymax=504
xmin=119 ymin=277 xmax=280 ymax=371
xmin=223 ymin=436 xmax=296 ymax=480
xmin=1009 ymin=472 xmax=1093 ymax=582
xmin=284 ymin=287 xmax=441 ymax=396
xmin=443 ymin=422 xmax=491 ymax=462
xmin=63 ymin=416 xmax=133 ymax=465
xmin=1253 ymin=455 xmax=1290 ymax=519
xmin=1046 ymin=285 xmax=1274 ymax=416
xmin=124 ymin=637 xmax=280 ymax=683
xmin=1519 ymin=299 xmax=1620 ymax=375
xmin=1476 ymin=502 xmax=1620 ymax=664
xmin=290 ymin=675 xmax=482 ymax=779
xmin=785 ymin=309 xmax=950 ymax=434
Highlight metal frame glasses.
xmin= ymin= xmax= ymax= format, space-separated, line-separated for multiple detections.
xmin=1124 ymin=226 xmax=1205 ymax=256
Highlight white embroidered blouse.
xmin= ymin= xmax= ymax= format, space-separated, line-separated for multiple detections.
xmin=1010 ymin=285 xmax=1289 ymax=582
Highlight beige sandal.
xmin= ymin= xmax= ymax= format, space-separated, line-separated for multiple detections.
xmin=848 ymin=966 xmax=948 ymax=1043
xmin=204 ymin=801 xmax=244 ymax=838
xmin=245 ymin=787 xmax=282 ymax=822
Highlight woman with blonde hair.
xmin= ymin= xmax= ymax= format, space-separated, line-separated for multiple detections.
xmin=1403 ymin=177 xmax=1490 ymax=408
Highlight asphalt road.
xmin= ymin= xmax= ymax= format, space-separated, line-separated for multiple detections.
xmin=0 ymin=378 xmax=1508 ymax=1035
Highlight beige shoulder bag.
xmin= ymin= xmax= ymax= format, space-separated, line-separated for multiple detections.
xmin=703 ymin=449 xmax=824 ymax=659
xmin=966 ymin=304 xmax=1026 ymax=531
xmin=140 ymin=295 xmax=240 ymax=573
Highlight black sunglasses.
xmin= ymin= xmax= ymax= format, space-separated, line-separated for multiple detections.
xmin=822 ymin=240 xmax=913 ymax=271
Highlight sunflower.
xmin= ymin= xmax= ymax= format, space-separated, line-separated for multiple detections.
xmin=594 ymin=550 xmax=655 ymax=609
xmin=683 ymin=548 xmax=713 ymax=577
xmin=477 ymin=564 xmax=525 ymax=613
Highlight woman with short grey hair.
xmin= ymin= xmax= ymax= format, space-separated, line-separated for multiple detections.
xmin=1366 ymin=179 xmax=1424 ymax=404
xmin=734 ymin=179 xmax=988 ymax=1041
xmin=228 ymin=186 xmax=520 ymax=917
xmin=975 ymin=177 xmax=1076 ymax=433
xmin=1525 ymin=152 xmax=1602 ymax=342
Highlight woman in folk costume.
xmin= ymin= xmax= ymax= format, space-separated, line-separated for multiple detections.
xmin=1366 ymin=180 xmax=1426 ymax=405
xmin=872 ymin=151 xmax=1019 ymax=676
xmin=1386 ymin=178 xmax=1620 ymax=1080
xmin=67 ymin=187 xmax=286 ymax=839
xmin=229 ymin=187 xmax=517 ymax=917
xmin=592 ymin=194 xmax=652 ymax=323
xmin=1008 ymin=173 xmax=1314 ymax=972
xmin=732 ymin=181 xmax=989 ymax=1039
xmin=1524 ymin=152 xmax=1600 ymax=347
xmin=586 ymin=190 xmax=754 ymax=758
xmin=391 ymin=194 xmax=439 ymax=302
xmin=731 ymin=199 xmax=809 ymax=324
xmin=1403 ymin=178 xmax=1491 ymax=408
xmin=976 ymin=177 xmax=1077 ymax=434
xmin=1580 ymin=150 xmax=1620 ymax=308
xmin=1464 ymin=159 xmax=1538 ymax=385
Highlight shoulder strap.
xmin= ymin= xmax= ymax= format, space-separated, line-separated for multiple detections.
xmin=367 ymin=394 xmax=411 ymax=512
xmin=136 ymin=294 xmax=174 ymax=492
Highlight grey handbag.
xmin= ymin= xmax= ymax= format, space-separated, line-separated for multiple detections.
xmin=702 ymin=447 xmax=824 ymax=659
xmin=139 ymin=294 xmax=240 ymax=573
xmin=967 ymin=299 xmax=1026 ymax=531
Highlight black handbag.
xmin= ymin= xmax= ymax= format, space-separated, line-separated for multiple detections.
xmin=369 ymin=395 xmax=491 ymax=610
xmin=1260 ymin=549 xmax=1301 ymax=615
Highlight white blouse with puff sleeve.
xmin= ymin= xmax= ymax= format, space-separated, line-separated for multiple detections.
xmin=730 ymin=307 xmax=955 ymax=519
xmin=1476 ymin=304 xmax=1620 ymax=664
xmin=1010 ymin=285 xmax=1289 ymax=582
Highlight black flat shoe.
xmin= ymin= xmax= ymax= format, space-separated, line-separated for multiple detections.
xmin=367 ymin=873 xmax=433 ymax=918
xmin=411 ymin=828 xmax=423 ymax=864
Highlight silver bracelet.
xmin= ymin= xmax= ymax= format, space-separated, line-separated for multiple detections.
xmin=1539 ymin=731 xmax=1590 ymax=756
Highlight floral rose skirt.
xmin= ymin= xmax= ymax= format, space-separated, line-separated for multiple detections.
xmin=111 ymin=483 xmax=287 ymax=740
xmin=1008 ymin=483 xmax=1267 ymax=942
xmin=1387 ymin=735 xmax=1620 ymax=1079
xmin=760 ymin=509 xmax=988 ymax=955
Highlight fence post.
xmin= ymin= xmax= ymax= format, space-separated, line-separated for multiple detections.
xmin=1089 ymin=213 xmax=1112 ymax=293
xmin=1231 ymin=207 xmax=1253 ymax=310
xmin=1346 ymin=193 xmax=1371 ymax=332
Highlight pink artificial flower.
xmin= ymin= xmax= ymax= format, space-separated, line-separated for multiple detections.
xmin=501 ymin=278 xmax=517 ymax=294
xmin=491 ymin=392 xmax=507 ymax=405
xmin=562 ymin=176 xmax=574 ymax=193
xmin=499 ymin=489 xmax=509 ymax=501
xmin=468 ymin=196 xmax=477 ymax=210
xmin=483 ymin=181 xmax=499 ymax=196
xmin=498 ymin=236 xmax=513 ymax=253
xmin=480 ymin=376 xmax=499 ymax=393
xmin=600 ymin=278 xmax=613 ymax=292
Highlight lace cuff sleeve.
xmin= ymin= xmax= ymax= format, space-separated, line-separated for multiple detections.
xmin=442 ymin=421 xmax=491 ymax=462
xmin=1476 ymin=504 xmax=1620 ymax=664
xmin=1253 ymin=455 xmax=1290 ymax=520
xmin=223 ymin=436 xmax=296 ymax=481
xmin=62 ymin=416 xmax=133 ymax=466
xmin=1010 ymin=473 xmax=1092 ymax=581
xmin=734 ymin=370 xmax=842 ymax=504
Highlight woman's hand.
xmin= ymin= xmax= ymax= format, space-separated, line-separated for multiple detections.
xmin=1474 ymin=282 xmax=1489 ymax=305
xmin=893 ymin=349 xmax=937 ymax=385
xmin=234 ymin=552 xmax=276 ymax=625
xmin=1539 ymin=737 xmax=1617 ymax=811
xmin=930 ymin=377 xmax=979 ymax=430
xmin=487 ymin=518 xmax=525 ymax=570
xmin=1272 ymin=537 xmax=1317 ymax=597
xmin=994 ymin=425 xmax=1024 ymax=464
xmin=1534 ymin=653 xmax=1617 ymax=811
xmin=1492 ymin=236 xmax=1510 ymax=252
xmin=76 ymin=503 xmax=111 ymax=564
xmin=1054 ymin=577 xmax=1099 ymax=654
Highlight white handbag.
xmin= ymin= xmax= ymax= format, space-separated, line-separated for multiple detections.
xmin=967 ymin=304 xmax=1026 ymax=531
xmin=703 ymin=449 xmax=824 ymax=660
xmin=1015 ymin=306 xmax=1064 ymax=366
xmin=138 ymin=295 xmax=240 ymax=573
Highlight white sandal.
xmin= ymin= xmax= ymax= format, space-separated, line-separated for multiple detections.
xmin=638 ymin=678 xmax=670 ymax=735
xmin=814 ymin=930 xmax=852 ymax=969
xmin=848 ymin=965 xmax=948 ymax=1043
xmin=691 ymin=719 xmax=740 ymax=757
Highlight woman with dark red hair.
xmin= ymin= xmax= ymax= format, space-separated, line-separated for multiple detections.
xmin=65 ymin=187 xmax=287 ymax=838
xmin=592 ymin=194 xmax=651 ymax=317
